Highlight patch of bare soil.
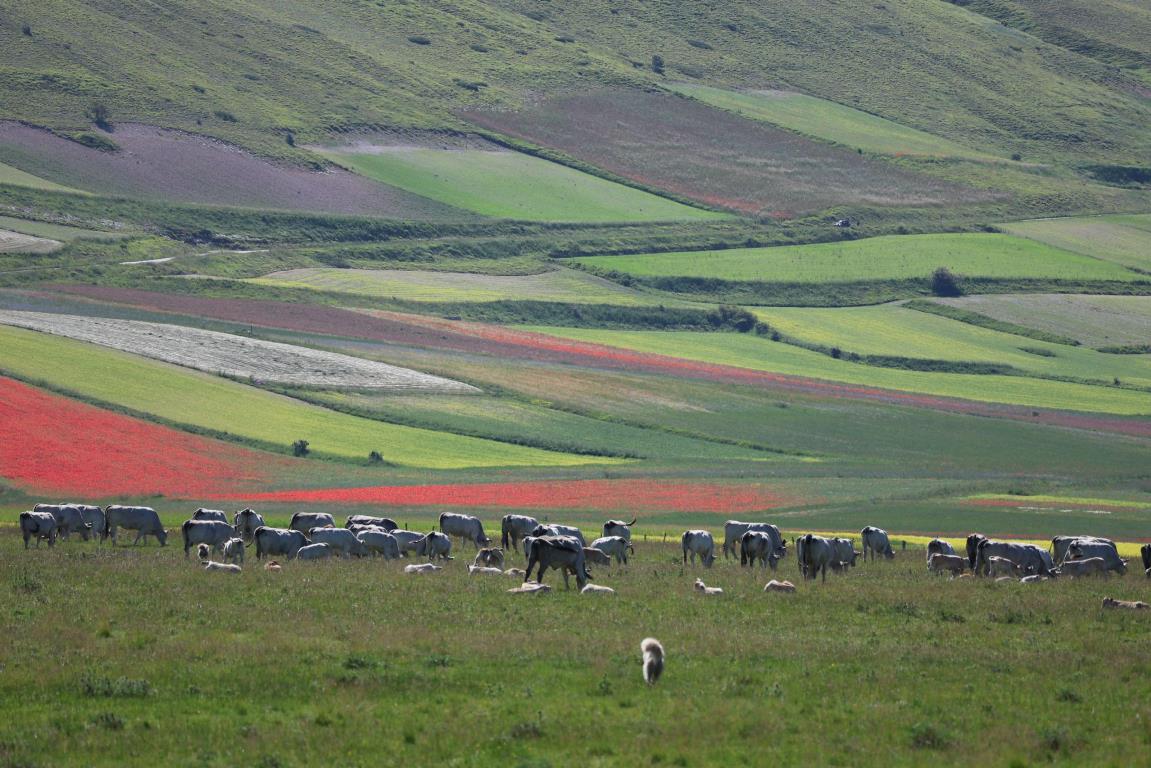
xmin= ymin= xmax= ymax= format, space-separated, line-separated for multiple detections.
xmin=0 ymin=122 xmax=466 ymax=218
xmin=0 ymin=229 xmax=60 ymax=253
xmin=0 ymin=310 xmax=478 ymax=393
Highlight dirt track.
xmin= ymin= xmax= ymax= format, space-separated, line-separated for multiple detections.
xmin=0 ymin=228 xmax=59 ymax=254
xmin=0 ymin=310 xmax=478 ymax=393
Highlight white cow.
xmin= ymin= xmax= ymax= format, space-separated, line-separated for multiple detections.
xmin=288 ymin=512 xmax=334 ymax=534
xmin=682 ymin=530 xmax=716 ymax=568
xmin=1066 ymin=540 xmax=1127 ymax=575
xmin=413 ymin=531 xmax=452 ymax=561
xmin=797 ymin=534 xmax=836 ymax=582
xmin=390 ymin=529 xmax=426 ymax=556
xmin=345 ymin=515 xmax=397 ymax=532
xmin=222 ymin=538 xmax=245 ymax=565
xmin=307 ymin=527 xmax=365 ymax=558
xmin=233 ymin=508 xmax=265 ymax=541
xmin=531 ymin=523 xmax=585 ymax=545
xmin=986 ymin=555 xmax=1021 ymax=578
xmin=501 ymin=514 xmax=540 ymax=550
xmin=34 ymin=504 xmax=92 ymax=541
xmin=927 ymin=553 xmax=966 ymax=576
xmin=1058 ymin=557 xmax=1110 ymax=579
xmin=439 ymin=512 xmax=490 ymax=549
xmin=253 ymin=527 xmax=309 ymax=560
xmin=927 ymin=539 xmax=956 ymax=560
xmin=722 ymin=521 xmax=785 ymax=560
xmin=19 ymin=511 xmax=57 ymax=548
xmin=181 ymin=519 xmax=235 ymax=558
xmin=860 ymin=526 xmax=895 ymax=561
xmin=602 ymin=517 xmax=636 ymax=541
xmin=590 ymin=536 xmax=633 ymax=565
xmin=105 ymin=506 xmax=168 ymax=547
xmin=294 ymin=543 xmax=334 ymax=561
xmin=356 ymin=530 xmax=400 ymax=559
xmin=191 ymin=508 xmax=229 ymax=523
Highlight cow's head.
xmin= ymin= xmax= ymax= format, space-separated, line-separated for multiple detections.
xmin=157 ymin=529 xmax=170 ymax=546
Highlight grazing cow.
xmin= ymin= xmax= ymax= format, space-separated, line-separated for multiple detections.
xmin=966 ymin=533 xmax=988 ymax=571
xmin=288 ymin=512 xmax=334 ymax=534
xmin=507 ymin=582 xmax=551 ymax=594
xmin=438 ymin=512 xmax=491 ymax=549
xmin=404 ymin=563 xmax=442 ymax=574
xmin=987 ymin=555 xmax=1022 ymax=578
xmin=202 ymin=561 xmax=242 ymax=573
xmin=191 ymin=508 xmax=229 ymax=523
xmin=1102 ymin=597 xmax=1149 ymax=610
xmin=307 ymin=527 xmax=365 ymax=558
xmin=798 ymin=533 xmax=836 ymax=582
xmin=182 ymin=519 xmax=235 ymax=558
xmin=581 ymin=584 xmax=615 ymax=595
xmin=681 ymin=530 xmax=716 ymax=568
xmin=264 ymin=561 xmax=282 ymax=572
xmin=73 ymin=505 xmax=106 ymax=542
xmin=413 ymin=531 xmax=453 ymax=561
xmin=860 ymin=527 xmax=895 ymax=561
xmin=641 ymin=638 xmax=664 ymax=684
xmin=722 ymin=521 xmax=785 ymax=560
xmin=356 ymin=530 xmax=400 ymax=559
xmin=105 ymin=506 xmax=167 ymax=546
xmin=524 ymin=536 xmax=592 ymax=590
xmin=830 ymin=537 xmax=859 ymax=568
xmin=222 ymin=538 xmax=245 ymax=565
xmin=501 ymin=514 xmax=540 ymax=550
xmin=20 ymin=511 xmax=58 ymax=548
xmin=473 ymin=548 xmax=505 ymax=569
xmin=467 ymin=565 xmax=504 ymax=576
xmin=975 ymin=540 xmax=1056 ymax=577
xmin=252 ymin=526 xmax=309 ymax=560
xmin=1051 ymin=535 xmax=1114 ymax=565
xmin=583 ymin=547 xmax=612 ymax=568
xmin=764 ymin=580 xmax=797 ymax=593
xmin=232 ymin=508 xmax=265 ymax=542
xmin=1057 ymin=557 xmax=1110 ymax=579
xmin=345 ymin=515 xmax=398 ymax=532
xmin=1142 ymin=544 xmax=1151 ymax=576
xmin=927 ymin=539 xmax=956 ymax=560
xmin=34 ymin=504 xmax=92 ymax=541
xmin=530 ymin=523 xmax=585 ymax=546
xmin=1066 ymin=540 xmax=1127 ymax=575
xmin=390 ymin=529 xmax=426 ymax=555
xmin=927 ymin=553 xmax=966 ymax=577
xmin=740 ymin=531 xmax=779 ymax=570
xmin=602 ymin=517 xmax=636 ymax=542
xmin=294 ymin=543 xmax=333 ymax=561
xmin=693 ymin=578 xmax=723 ymax=595
xmin=590 ymin=536 xmax=633 ymax=566
xmin=504 ymin=568 xmax=527 ymax=578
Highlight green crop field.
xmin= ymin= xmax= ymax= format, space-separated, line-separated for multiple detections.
xmin=520 ymin=326 xmax=1151 ymax=415
xmin=247 ymin=266 xmax=686 ymax=306
xmin=0 ymin=325 xmax=614 ymax=469
xmin=753 ymin=303 xmax=1151 ymax=387
xmin=933 ymin=294 xmax=1151 ymax=349
xmin=0 ymin=160 xmax=83 ymax=193
xmin=2 ymin=533 xmax=1150 ymax=767
xmin=1001 ymin=215 xmax=1151 ymax=272
xmin=572 ymin=233 xmax=1141 ymax=283
xmin=670 ymin=84 xmax=996 ymax=160
xmin=317 ymin=147 xmax=721 ymax=222
xmin=0 ymin=214 xmax=126 ymax=241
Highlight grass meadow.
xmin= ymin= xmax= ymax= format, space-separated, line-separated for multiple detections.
xmin=317 ymin=148 xmax=721 ymax=223
xmin=933 ymin=294 xmax=1151 ymax=348
xmin=0 ymin=161 xmax=82 ymax=193
xmin=519 ymin=326 xmax=1151 ymax=415
xmin=572 ymin=233 xmax=1139 ymax=283
xmin=1 ymin=526 xmax=1149 ymax=767
xmin=0 ymin=326 xmax=612 ymax=469
xmin=669 ymin=84 xmax=996 ymax=160
xmin=1002 ymin=215 xmax=1151 ymax=272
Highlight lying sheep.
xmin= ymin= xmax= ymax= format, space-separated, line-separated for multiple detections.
xmin=694 ymin=578 xmax=723 ymax=596
xmin=504 ymin=568 xmax=527 ymax=578
xmin=1102 ymin=597 xmax=1149 ymax=610
xmin=202 ymin=561 xmax=242 ymax=574
xmin=763 ymin=579 xmax=796 ymax=593
xmin=264 ymin=560 xmax=282 ymax=572
xmin=404 ymin=563 xmax=442 ymax=574
xmin=472 ymin=547 xmax=505 ymax=569
xmin=507 ymin=582 xmax=551 ymax=595
xmin=467 ymin=565 xmax=504 ymax=576
xmin=1020 ymin=574 xmax=1048 ymax=583
xmin=581 ymin=584 xmax=615 ymax=595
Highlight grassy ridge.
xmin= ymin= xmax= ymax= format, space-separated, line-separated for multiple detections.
xmin=318 ymin=147 xmax=722 ymax=222
xmin=0 ymin=325 xmax=615 ymax=469
xmin=518 ymin=326 xmax=1151 ymax=415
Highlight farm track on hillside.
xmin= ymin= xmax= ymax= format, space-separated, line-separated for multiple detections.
xmin=0 ymin=229 xmax=59 ymax=254
xmin=0 ymin=310 xmax=477 ymax=393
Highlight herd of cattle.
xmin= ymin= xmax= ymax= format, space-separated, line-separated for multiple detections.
xmin=15 ymin=504 xmax=1151 ymax=595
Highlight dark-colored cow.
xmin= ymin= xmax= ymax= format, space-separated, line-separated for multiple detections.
xmin=524 ymin=536 xmax=591 ymax=590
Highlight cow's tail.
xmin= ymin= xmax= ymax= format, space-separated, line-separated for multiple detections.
xmin=501 ymin=518 xmax=510 ymax=550
xmin=801 ymin=534 xmax=814 ymax=577
xmin=102 ymin=506 xmax=112 ymax=538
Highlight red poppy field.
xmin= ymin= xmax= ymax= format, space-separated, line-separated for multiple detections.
xmin=0 ymin=376 xmax=286 ymax=498
xmin=235 ymin=478 xmax=798 ymax=514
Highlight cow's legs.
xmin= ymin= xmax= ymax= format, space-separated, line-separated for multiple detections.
xmin=561 ymin=567 xmax=570 ymax=591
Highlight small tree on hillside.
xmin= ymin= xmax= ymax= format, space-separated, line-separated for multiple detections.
xmin=86 ymin=102 xmax=112 ymax=131
xmin=292 ymin=439 xmax=310 ymax=457
xmin=931 ymin=267 xmax=961 ymax=297
xmin=651 ymin=54 xmax=665 ymax=74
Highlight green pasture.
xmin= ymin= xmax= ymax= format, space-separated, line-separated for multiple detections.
xmin=0 ymin=326 xmax=615 ymax=469
xmin=670 ymin=83 xmax=995 ymax=160
xmin=753 ymin=303 xmax=1151 ymax=387
xmin=317 ymin=147 xmax=721 ymax=222
xmin=0 ymin=161 xmax=83 ymax=193
xmin=1002 ymin=214 xmax=1151 ymax=272
xmin=518 ymin=326 xmax=1151 ymax=415
xmin=933 ymin=293 xmax=1151 ymax=348
xmin=0 ymin=214 xmax=125 ymax=242
xmin=572 ymin=233 xmax=1139 ymax=283
xmin=247 ymin=266 xmax=682 ymax=306
xmin=2 ymin=532 xmax=1150 ymax=767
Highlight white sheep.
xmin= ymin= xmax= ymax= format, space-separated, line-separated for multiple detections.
xmin=404 ymin=563 xmax=443 ymax=574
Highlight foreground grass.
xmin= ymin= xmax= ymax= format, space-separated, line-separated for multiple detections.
xmin=1 ymin=533 xmax=1148 ymax=767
